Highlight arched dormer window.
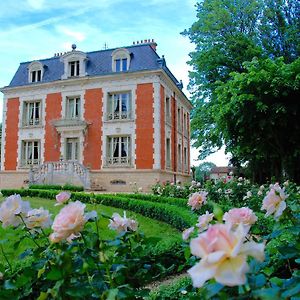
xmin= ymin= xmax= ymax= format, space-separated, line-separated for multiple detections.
xmin=111 ymin=48 xmax=131 ymax=72
xmin=28 ymin=61 xmax=44 ymax=83
xmin=60 ymin=49 xmax=87 ymax=79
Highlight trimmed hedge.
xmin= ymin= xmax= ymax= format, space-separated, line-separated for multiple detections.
xmin=116 ymin=193 xmax=188 ymax=208
xmin=1 ymin=189 xmax=196 ymax=230
xmin=29 ymin=184 xmax=84 ymax=192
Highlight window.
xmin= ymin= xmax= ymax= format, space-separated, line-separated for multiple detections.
xmin=184 ymin=147 xmax=188 ymax=172
xmin=21 ymin=140 xmax=40 ymax=166
xmin=111 ymin=48 xmax=131 ymax=72
xmin=69 ymin=60 xmax=80 ymax=77
xmin=28 ymin=61 xmax=43 ymax=83
xmin=177 ymin=144 xmax=182 ymax=172
xmin=107 ymin=136 xmax=131 ymax=166
xmin=183 ymin=113 xmax=188 ymax=136
xmin=23 ymin=101 xmax=41 ymax=126
xmin=165 ymin=97 xmax=171 ymax=123
xmin=60 ymin=50 xmax=87 ymax=79
xmin=177 ymin=108 xmax=182 ymax=131
xmin=31 ymin=70 xmax=42 ymax=82
xmin=115 ymin=58 xmax=128 ymax=72
xmin=65 ymin=138 xmax=79 ymax=161
xmin=107 ymin=92 xmax=131 ymax=120
xmin=66 ymin=97 xmax=80 ymax=119
xmin=166 ymin=138 xmax=171 ymax=169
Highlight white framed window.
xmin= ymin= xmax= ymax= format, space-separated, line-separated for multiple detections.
xmin=31 ymin=70 xmax=42 ymax=82
xmin=28 ymin=61 xmax=43 ymax=83
xmin=69 ymin=60 xmax=80 ymax=77
xmin=65 ymin=138 xmax=79 ymax=161
xmin=107 ymin=92 xmax=131 ymax=120
xmin=165 ymin=97 xmax=171 ymax=123
xmin=177 ymin=107 xmax=182 ymax=131
xmin=111 ymin=48 xmax=131 ymax=72
xmin=166 ymin=138 xmax=171 ymax=169
xmin=115 ymin=58 xmax=128 ymax=72
xmin=184 ymin=147 xmax=188 ymax=172
xmin=66 ymin=97 xmax=80 ymax=119
xmin=177 ymin=144 xmax=182 ymax=172
xmin=21 ymin=140 xmax=40 ymax=167
xmin=106 ymin=136 xmax=131 ymax=166
xmin=60 ymin=50 xmax=87 ymax=79
xmin=23 ymin=101 xmax=41 ymax=126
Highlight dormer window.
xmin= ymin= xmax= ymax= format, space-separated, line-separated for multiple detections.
xmin=115 ymin=58 xmax=127 ymax=72
xmin=112 ymin=48 xmax=131 ymax=72
xmin=60 ymin=46 xmax=87 ymax=80
xmin=69 ymin=60 xmax=80 ymax=77
xmin=28 ymin=61 xmax=43 ymax=83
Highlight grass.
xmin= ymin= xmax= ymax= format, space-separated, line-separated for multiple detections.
xmin=0 ymin=196 xmax=181 ymax=265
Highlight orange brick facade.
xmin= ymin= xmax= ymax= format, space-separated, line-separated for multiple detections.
xmin=83 ymin=88 xmax=103 ymax=169
xmin=4 ymin=98 xmax=20 ymax=170
xmin=44 ymin=93 xmax=62 ymax=162
xmin=135 ymin=83 xmax=154 ymax=169
xmin=160 ymin=85 xmax=165 ymax=170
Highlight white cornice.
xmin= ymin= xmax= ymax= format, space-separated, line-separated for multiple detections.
xmin=1 ymin=69 xmax=192 ymax=111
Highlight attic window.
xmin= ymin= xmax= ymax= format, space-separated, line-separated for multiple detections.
xmin=69 ymin=60 xmax=80 ymax=77
xmin=111 ymin=48 xmax=130 ymax=72
xmin=60 ymin=49 xmax=87 ymax=80
xmin=28 ymin=61 xmax=43 ymax=83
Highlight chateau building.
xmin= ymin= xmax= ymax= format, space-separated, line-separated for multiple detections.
xmin=0 ymin=40 xmax=192 ymax=191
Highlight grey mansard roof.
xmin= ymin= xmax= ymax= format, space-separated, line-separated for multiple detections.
xmin=7 ymin=43 xmax=182 ymax=89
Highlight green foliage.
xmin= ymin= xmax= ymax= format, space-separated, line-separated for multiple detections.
xmin=195 ymin=162 xmax=216 ymax=182
xmin=183 ymin=0 xmax=300 ymax=183
xmin=29 ymin=184 xmax=84 ymax=192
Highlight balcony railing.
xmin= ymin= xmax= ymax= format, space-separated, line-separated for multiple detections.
xmin=106 ymin=111 xmax=131 ymax=121
xmin=105 ymin=156 xmax=131 ymax=167
xmin=20 ymin=159 xmax=41 ymax=167
xmin=22 ymin=119 xmax=41 ymax=127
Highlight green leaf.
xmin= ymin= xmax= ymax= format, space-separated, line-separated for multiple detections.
xmin=37 ymin=292 xmax=48 ymax=300
xmin=282 ymin=283 xmax=300 ymax=298
xmin=106 ymin=289 xmax=119 ymax=300
xmin=46 ymin=267 xmax=62 ymax=280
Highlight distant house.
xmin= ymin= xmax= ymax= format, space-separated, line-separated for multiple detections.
xmin=210 ymin=166 xmax=235 ymax=181
xmin=0 ymin=40 xmax=192 ymax=191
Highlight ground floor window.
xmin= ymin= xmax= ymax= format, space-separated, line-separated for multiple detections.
xmin=65 ymin=138 xmax=79 ymax=161
xmin=106 ymin=136 xmax=131 ymax=166
xmin=21 ymin=140 xmax=40 ymax=166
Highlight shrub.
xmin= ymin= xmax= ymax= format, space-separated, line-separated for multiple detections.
xmin=28 ymin=184 xmax=84 ymax=192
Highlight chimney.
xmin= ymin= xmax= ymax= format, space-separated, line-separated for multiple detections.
xmin=132 ymin=38 xmax=157 ymax=51
xmin=149 ymin=39 xmax=157 ymax=51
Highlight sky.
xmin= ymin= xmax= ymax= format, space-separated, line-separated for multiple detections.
xmin=0 ymin=0 xmax=229 ymax=167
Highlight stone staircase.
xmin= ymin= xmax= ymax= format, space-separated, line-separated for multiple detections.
xmin=29 ymin=161 xmax=90 ymax=189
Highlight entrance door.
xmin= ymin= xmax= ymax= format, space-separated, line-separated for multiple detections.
xmin=66 ymin=138 xmax=79 ymax=161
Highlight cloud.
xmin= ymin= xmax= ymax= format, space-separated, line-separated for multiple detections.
xmin=56 ymin=26 xmax=85 ymax=42
xmin=27 ymin=0 xmax=44 ymax=10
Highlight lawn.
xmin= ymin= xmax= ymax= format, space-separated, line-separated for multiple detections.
xmin=0 ymin=196 xmax=181 ymax=265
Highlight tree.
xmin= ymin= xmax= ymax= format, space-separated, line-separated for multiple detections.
xmin=183 ymin=0 xmax=300 ymax=183
xmin=195 ymin=162 xmax=216 ymax=182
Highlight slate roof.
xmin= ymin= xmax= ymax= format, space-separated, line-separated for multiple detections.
xmin=8 ymin=44 xmax=181 ymax=88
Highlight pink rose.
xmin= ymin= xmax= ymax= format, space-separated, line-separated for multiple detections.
xmin=196 ymin=211 xmax=214 ymax=232
xmin=0 ymin=194 xmax=31 ymax=228
xmin=49 ymin=201 xmax=96 ymax=243
xmin=223 ymin=207 xmax=257 ymax=228
xmin=108 ymin=212 xmax=138 ymax=232
xmin=187 ymin=191 xmax=208 ymax=210
xmin=26 ymin=208 xmax=52 ymax=229
xmin=182 ymin=227 xmax=195 ymax=241
xmin=261 ymin=183 xmax=288 ymax=220
xmin=188 ymin=224 xmax=265 ymax=287
xmin=55 ymin=191 xmax=71 ymax=206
